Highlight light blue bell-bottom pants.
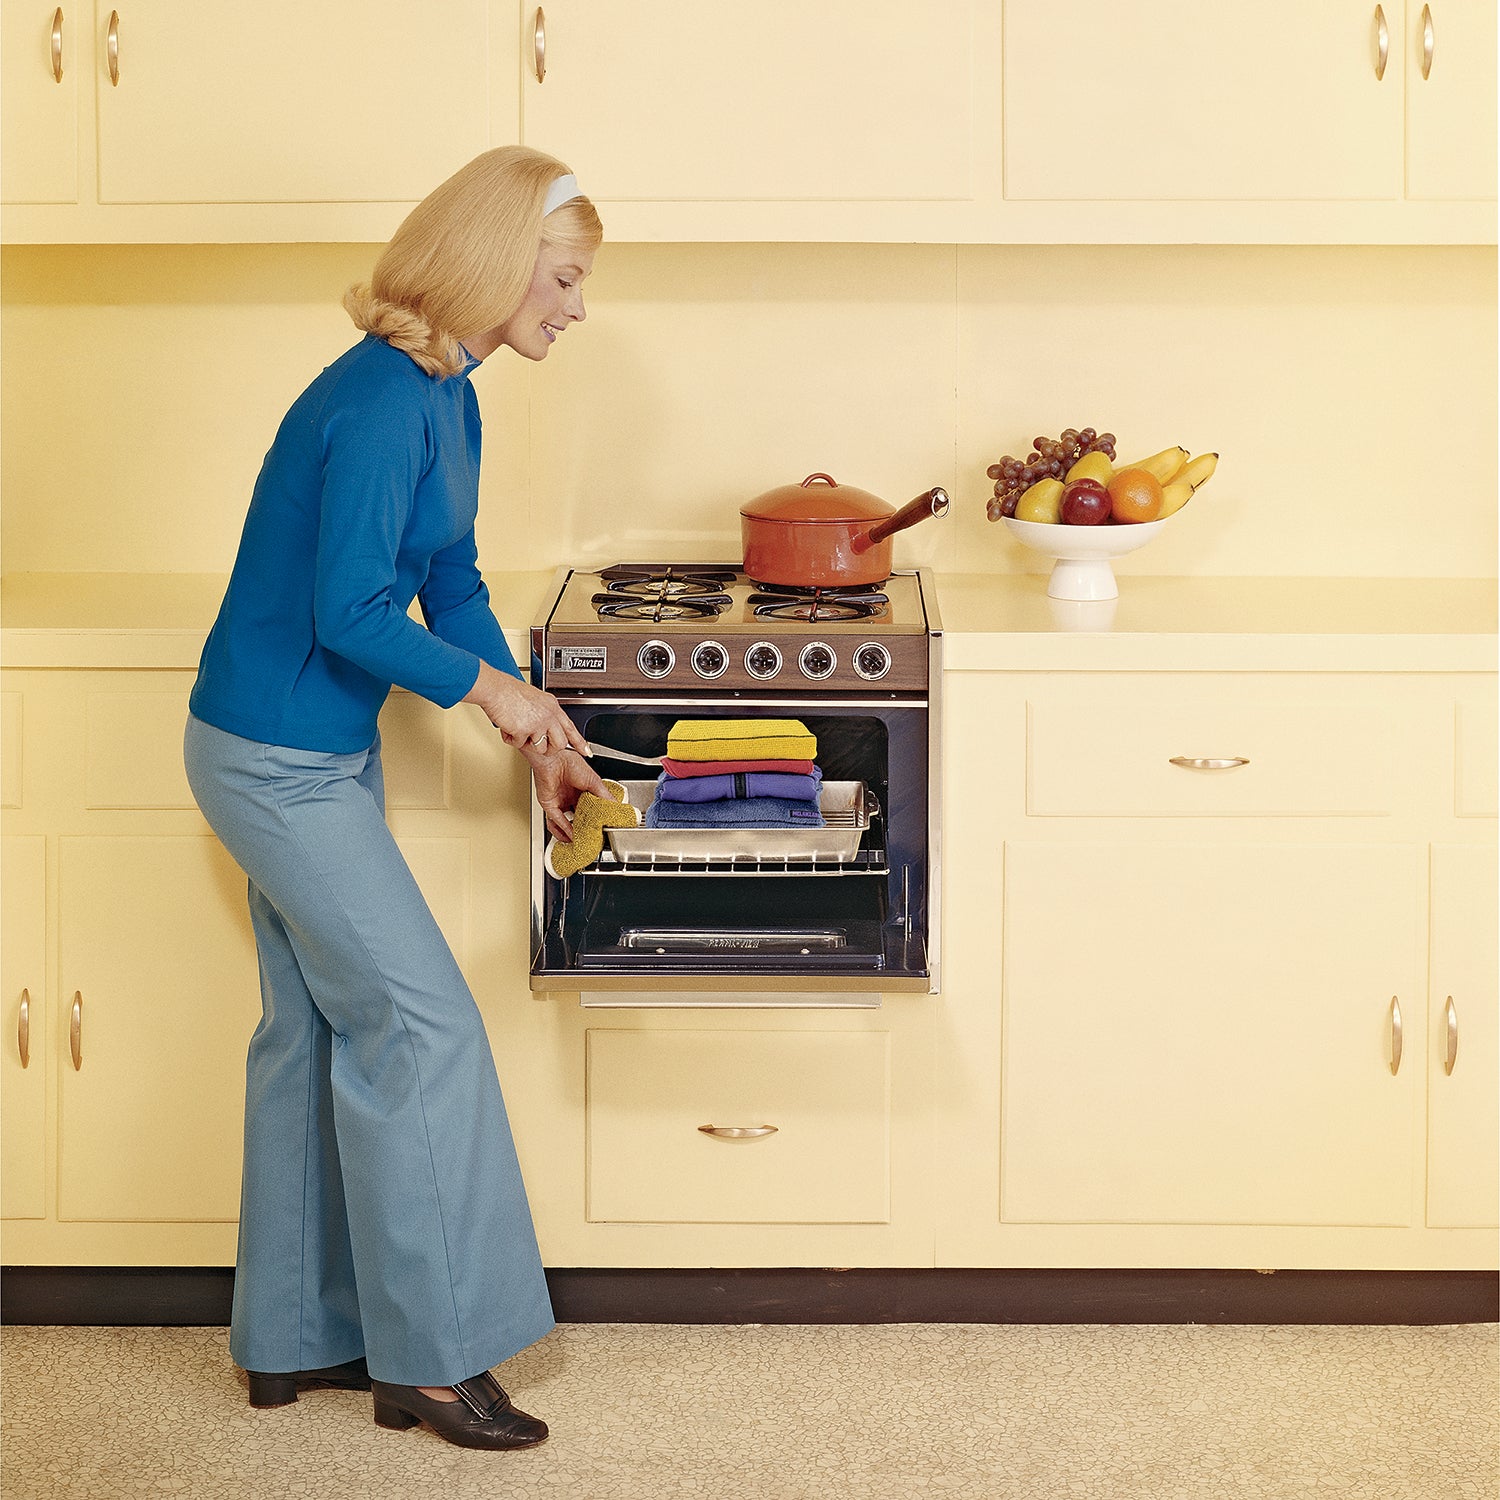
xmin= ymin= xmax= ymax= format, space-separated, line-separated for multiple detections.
xmin=183 ymin=713 xmax=555 ymax=1387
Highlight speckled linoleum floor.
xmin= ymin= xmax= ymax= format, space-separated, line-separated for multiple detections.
xmin=1 ymin=1323 xmax=1496 ymax=1500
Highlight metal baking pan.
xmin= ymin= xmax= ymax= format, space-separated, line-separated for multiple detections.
xmin=602 ymin=780 xmax=875 ymax=865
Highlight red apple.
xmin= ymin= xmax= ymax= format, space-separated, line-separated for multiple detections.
xmin=1060 ymin=478 xmax=1111 ymax=526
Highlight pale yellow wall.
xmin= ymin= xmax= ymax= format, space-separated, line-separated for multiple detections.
xmin=2 ymin=243 xmax=1494 ymax=579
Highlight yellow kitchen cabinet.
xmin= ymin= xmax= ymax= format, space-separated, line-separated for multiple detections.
xmin=998 ymin=840 xmax=1422 ymax=1227
xmin=0 ymin=665 xmax=483 ymax=1261
xmin=3 ymin=0 xmax=514 ymax=241
xmin=522 ymin=2 xmax=993 ymax=203
xmin=522 ymin=1004 xmax=935 ymax=1269
xmin=2 ymin=837 xmax=48 ymax=1220
xmin=94 ymin=0 xmax=490 ymax=205
xmin=1 ymin=2 xmax=78 ymax=204
xmin=1405 ymin=0 xmax=1498 ymax=199
xmin=585 ymin=1028 xmax=892 ymax=1226
xmin=1003 ymin=0 xmax=1493 ymax=206
xmin=936 ymin=668 xmax=1498 ymax=1270
xmin=1427 ymin=843 xmax=1499 ymax=1228
xmin=55 ymin=834 xmax=261 ymax=1221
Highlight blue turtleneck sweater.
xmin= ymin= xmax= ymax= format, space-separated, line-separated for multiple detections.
xmin=189 ymin=335 xmax=520 ymax=753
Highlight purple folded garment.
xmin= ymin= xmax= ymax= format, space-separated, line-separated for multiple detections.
xmin=656 ymin=768 xmax=822 ymax=803
xmin=645 ymin=794 xmax=826 ymax=829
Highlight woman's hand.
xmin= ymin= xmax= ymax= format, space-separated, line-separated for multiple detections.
xmin=463 ymin=661 xmax=590 ymax=757
xmin=521 ymin=745 xmax=613 ymax=843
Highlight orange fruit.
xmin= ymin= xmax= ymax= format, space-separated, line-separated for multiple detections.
xmin=1107 ymin=468 xmax=1164 ymax=523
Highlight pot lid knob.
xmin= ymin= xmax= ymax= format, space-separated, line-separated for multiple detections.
xmin=801 ymin=473 xmax=837 ymax=487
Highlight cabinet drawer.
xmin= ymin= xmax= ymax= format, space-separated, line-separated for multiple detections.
xmin=585 ymin=1029 xmax=890 ymax=1224
xmin=1027 ymin=698 xmax=1405 ymax=817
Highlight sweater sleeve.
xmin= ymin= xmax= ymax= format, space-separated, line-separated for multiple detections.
xmin=419 ymin=526 xmax=522 ymax=681
xmin=312 ymin=396 xmax=482 ymax=708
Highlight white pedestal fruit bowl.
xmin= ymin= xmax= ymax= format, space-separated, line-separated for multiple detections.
xmin=1002 ymin=515 xmax=1166 ymax=601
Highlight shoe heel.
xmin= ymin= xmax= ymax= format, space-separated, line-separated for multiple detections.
xmin=247 ymin=1374 xmax=298 ymax=1408
xmin=373 ymin=1399 xmax=421 ymax=1431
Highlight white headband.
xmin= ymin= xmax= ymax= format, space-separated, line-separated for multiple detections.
xmin=542 ymin=173 xmax=580 ymax=216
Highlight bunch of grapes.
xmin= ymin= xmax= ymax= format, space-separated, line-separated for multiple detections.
xmin=986 ymin=427 xmax=1117 ymax=521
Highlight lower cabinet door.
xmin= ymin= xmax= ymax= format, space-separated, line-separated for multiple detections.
xmin=1427 ymin=843 xmax=1499 ymax=1227
xmin=585 ymin=1028 xmax=892 ymax=1224
xmin=2 ymin=836 xmax=47 ymax=1219
xmin=57 ymin=835 xmax=261 ymax=1221
xmin=999 ymin=842 xmax=1424 ymax=1227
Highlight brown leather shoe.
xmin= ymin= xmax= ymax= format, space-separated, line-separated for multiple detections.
xmin=245 ymin=1357 xmax=371 ymax=1408
xmin=371 ymin=1372 xmax=549 ymax=1450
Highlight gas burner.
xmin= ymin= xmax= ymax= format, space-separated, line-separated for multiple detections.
xmin=598 ymin=566 xmax=738 ymax=597
xmin=593 ymin=594 xmax=732 ymax=622
xmin=593 ymin=566 xmax=737 ymax=620
xmin=747 ymin=584 xmax=889 ymax=623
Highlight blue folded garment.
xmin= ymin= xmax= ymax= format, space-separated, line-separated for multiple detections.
xmin=656 ymin=768 xmax=822 ymax=804
xmin=645 ymin=794 xmax=826 ymax=829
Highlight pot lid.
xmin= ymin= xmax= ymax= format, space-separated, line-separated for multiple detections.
xmin=740 ymin=473 xmax=892 ymax=524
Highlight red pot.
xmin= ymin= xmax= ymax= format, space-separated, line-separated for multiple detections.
xmin=739 ymin=473 xmax=950 ymax=589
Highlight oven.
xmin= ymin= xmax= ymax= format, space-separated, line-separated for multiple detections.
xmin=528 ymin=565 xmax=942 ymax=1004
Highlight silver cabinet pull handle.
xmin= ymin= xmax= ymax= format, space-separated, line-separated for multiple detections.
xmin=106 ymin=10 xmax=120 ymax=86
xmin=1169 ymin=757 xmax=1250 ymax=770
xmin=1389 ymin=995 xmax=1402 ymax=1076
xmin=1374 ymin=5 xmax=1389 ymax=79
xmin=18 ymin=989 xmax=31 ymax=1069
xmin=1444 ymin=994 xmax=1458 ymax=1075
xmin=533 ymin=7 xmax=546 ymax=83
xmin=70 ymin=990 xmax=82 ymax=1070
xmin=1421 ymin=4 xmax=1434 ymax=78
xmin=698 ymin=1124 xmax=778 ymax=1139
xmin=51 ymin=8 xmax=63 ymax=82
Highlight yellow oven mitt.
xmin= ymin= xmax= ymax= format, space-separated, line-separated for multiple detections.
xmin=665 ymin=719 xmax=817 ymax=762
xmin=543 ymin=780 xmax=641 ymax=880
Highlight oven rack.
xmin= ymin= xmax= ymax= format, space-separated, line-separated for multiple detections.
xmin=583 ymin=847 xmax=889 ymax=878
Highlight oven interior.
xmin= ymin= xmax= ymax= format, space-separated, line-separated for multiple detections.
xmin=535 ymin=708 xmax=931 ymax=981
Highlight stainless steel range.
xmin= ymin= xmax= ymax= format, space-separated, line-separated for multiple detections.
xmin=528 ymin=564 xmax=942 ymax=1002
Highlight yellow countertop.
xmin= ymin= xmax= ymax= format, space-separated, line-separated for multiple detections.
xmin=2 ymin=571 xmax=1494 ymax=673
xmin=937 ymin=574 xmax=1497 ymax=672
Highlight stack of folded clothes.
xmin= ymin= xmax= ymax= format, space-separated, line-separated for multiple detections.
xmin=645 ymin=719 xmax=825 ymax=829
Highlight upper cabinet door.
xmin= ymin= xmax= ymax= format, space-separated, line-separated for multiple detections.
xmin=521 ymin=1 xmax=980 ymax=202
xmin=1405 ymin=0 xmax=1497 ymax=200
xmin=1003 ymin=0 xmax=1403 ymax=200
xmin=94 ymin=0 xmax=491 ymax=205
xmin=2 ymin=3 xmax=78 ymax=204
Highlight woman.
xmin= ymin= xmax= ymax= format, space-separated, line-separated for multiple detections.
xmin=183 ymin=146 xmax=608 ymax=1451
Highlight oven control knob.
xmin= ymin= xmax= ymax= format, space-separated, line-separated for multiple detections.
xmin=637 ymin=640 xmax=675 ymax=678
xmin=691 ymin=640 xmax=729 ymax=679
xmin=852 ymin=642 xmax=892 ymax=681
xmin=744 ymin=641 xmax=782 ymax=680
xmin=798 ymin=642 xmax=836 ymax=680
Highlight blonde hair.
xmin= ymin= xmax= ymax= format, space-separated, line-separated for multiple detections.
xmin=344 ymin=146 xmax=603 ymax=378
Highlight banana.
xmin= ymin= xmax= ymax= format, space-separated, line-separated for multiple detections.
xmin=1177 ymin=452 xmax=1219 ymax=490
xmin=1115 ymin=445 xmax=1187 ymax=484
xmin=1158 ymin=480 xmax=1194 ymax=518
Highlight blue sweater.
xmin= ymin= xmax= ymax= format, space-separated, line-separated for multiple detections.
xmin=189 ymin=335 xmax=520 ymax=753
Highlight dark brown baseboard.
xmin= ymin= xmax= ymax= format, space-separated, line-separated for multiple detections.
xmin=3 ymin=1266 xmax=1495 ymax=1328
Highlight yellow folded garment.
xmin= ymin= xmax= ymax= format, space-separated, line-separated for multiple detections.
xmin=543 ymin=780 xmax=641 ymax=879
xmin=666 ymin=719 xmax=817 ymax=763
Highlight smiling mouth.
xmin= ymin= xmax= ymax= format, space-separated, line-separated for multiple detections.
xmin=542 ymin=323 xmax=562 ymax=343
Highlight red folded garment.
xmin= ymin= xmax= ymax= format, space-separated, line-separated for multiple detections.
xmin=660 ymin=756 xmax=818 ymax=779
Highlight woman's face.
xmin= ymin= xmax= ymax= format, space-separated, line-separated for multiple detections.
xmin=476 ymin=242 xmax=594 ymax=362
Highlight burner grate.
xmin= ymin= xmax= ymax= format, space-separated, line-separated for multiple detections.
xmin=747 ymin=583 xmax=889 ymax=622
xmin=594 ymin=566 xmax=737 ymax=620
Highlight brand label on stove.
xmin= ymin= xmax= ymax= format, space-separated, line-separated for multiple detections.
xmin=550 ymin=645 xmax=607 ymax=673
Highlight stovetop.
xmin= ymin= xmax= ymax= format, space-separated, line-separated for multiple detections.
xmin=534 ymin=564 xmax=936 ymax=694
xmin=551 ymin=565 xmax=929 ymax=633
